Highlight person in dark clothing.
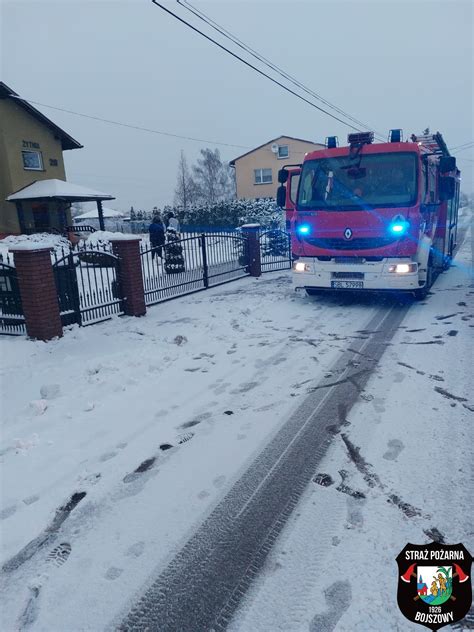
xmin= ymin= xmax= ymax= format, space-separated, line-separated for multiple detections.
xmin=149 ymin=214 xmax=165 ymax=260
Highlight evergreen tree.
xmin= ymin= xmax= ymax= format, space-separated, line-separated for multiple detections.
xmin=164 ymin=228 xmax=185 ymax=274
xmin=262 ymin=221 xmax=289 ymax=257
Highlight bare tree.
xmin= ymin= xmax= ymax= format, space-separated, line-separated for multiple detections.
xmin=192 ymin=148 xmax=235 ymax=205
xmin=174 ymin=150 xmax=198 ymax=210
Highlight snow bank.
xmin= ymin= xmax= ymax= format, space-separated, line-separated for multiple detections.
xmin=85 ymin=231 xmax=141 ymax=248
xmin=0 ymin=233 xmax=71 ymax=261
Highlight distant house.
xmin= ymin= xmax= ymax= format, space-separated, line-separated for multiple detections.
xmin=229 ymin=135 xmax=325 ymax=200
xmin=0 ymin=82 xmax=82 ymax=237
xmin=74 ymin=207 xmax=125 ymax=222
xmin=74 ymin=206 xmax=126 ymax=231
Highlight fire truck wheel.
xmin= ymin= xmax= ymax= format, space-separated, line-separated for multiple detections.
xmin=414 ymin=257 xmax=433 ymax=300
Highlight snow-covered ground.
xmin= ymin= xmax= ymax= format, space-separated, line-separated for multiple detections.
xmin=0 ymin=214 xmax=472 ymax=631
xmin=229 ymin=224 xmax=474 ymax=631
xmin=0 ymin=273 xmax=382 ymax=630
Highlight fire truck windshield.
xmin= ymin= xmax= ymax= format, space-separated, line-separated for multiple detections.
xmin=297 ymin=152 xmax=418 ymax=210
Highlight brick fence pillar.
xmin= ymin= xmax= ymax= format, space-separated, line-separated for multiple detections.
xmin=110 ymin=237 xmax=146 ymax=317
xmin=11 ymin=247 xmax=63 ymax=341
xmin=241 ymin=224 xmax=261 ymax=277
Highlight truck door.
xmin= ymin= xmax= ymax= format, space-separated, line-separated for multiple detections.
xmin=285 ymin=169 xmax=301 ymax=230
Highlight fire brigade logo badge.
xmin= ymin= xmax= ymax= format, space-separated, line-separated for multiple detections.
xmin=344 ymin=227 xmax=352 ymax=239
xmin=396 ymin=542 xmax=472 ymax=630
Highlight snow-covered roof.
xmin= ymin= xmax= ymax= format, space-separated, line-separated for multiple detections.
xmin=74 ymin=207 xmax=124 ymax=220
xmin=7 ymin=179 xmax=115 ymax=202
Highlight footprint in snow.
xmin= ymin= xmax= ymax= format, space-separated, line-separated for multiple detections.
xmin=213 ymin=475 xmax=226 ymax=489
xmin=105 ymin=566 xmax=123 ymax=580
xmin=345 ymin=495 xmax=366 ymax=530
xmin=197 ymin=490 xmax=210 ymax=500
xmin=126 ymin=541 xmax=145 ymax=559
xmin=383 ymin=439 xmax=405 ymax=461
xmin=0 ymin=505 xmax=17 ymax=520
xmin=393 ymin=371 xmax=406 ymax=383
xmin=180 ymin=419 xmax=201 ymax=429
xmin=47 ymin=542 xmax=72 ymax=567
xmin=309 ymin=580 xmax=353 ymax=632
xmin=213 ymin=382 xmax=230 ymax=395
xmin=23 ymin=495 xmax=40 ymax=506
xmin=99 ymin=451 xmax=117 ymax=462
xmin=230 ymin=381 xmax=259 ymax=394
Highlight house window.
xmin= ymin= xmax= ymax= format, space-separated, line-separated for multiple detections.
xmin=278 ymin=145 xmax=289 ymax=159
xmin=254 ymin=168 xmax=272 ymax=184
xmin=22 ymin=150 xmax=43 ymax=171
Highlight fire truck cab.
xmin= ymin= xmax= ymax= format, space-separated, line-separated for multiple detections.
xmin=277 ymin=131 xmax=460 ymax=299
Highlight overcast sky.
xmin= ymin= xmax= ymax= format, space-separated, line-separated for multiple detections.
xmin=1 ymin=0 xmax=473 ymax=211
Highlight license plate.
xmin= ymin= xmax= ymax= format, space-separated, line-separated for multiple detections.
xmin=331 ymin=280 xmax=364 ymax=289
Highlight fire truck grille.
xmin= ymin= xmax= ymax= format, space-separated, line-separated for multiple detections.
xmin=304 ymin=237 xmax=398 ymax=250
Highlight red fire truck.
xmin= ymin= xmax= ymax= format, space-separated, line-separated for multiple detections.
xmin=277 ymin=131 xmax=460 ymax=299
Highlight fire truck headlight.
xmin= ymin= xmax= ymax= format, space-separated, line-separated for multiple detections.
xmin=297 ymin=224 xmax=311 ymax=235
xmin=294 ymin=262 xmax=310 ymax=272
xmin=388 ymin=263 xmax=417 ymax=273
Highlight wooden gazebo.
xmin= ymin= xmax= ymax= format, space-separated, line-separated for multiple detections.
xmin=7 ymin=179 xmax=115 ymax=232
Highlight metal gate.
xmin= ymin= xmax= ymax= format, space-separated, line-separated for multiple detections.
xmin=0 ymin=258 xmax=26 ymax=335
xmin=259 ymin=228 xmax=292 ymax=272
xmin=140 ymin=232 xmax=249 ymax=306
xmin=52 ymin=247 xmax=124 ymax=326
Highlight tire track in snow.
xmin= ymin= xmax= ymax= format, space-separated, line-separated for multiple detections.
xmin=116 ymin=302 xmax=409 ymax=632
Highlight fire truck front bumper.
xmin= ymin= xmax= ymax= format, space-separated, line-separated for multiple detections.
xmin=292 ymin=258 xmax=421 ymax=292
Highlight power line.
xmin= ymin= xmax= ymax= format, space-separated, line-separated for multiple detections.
xmin=177 ymin=0 xmax=384 ymax=140
xmin=453 ymin=144 xmax=474 ymax=154
xmin=450 ymin=140 xmax=474 ymax=151
xmin=151 ymin=1 xmax=374 ymax=134
xmin=11 ymin=95 xmax=250 ymax=150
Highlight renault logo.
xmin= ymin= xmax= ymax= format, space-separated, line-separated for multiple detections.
xmin=344 ymin=228 xmax=353 ymax=240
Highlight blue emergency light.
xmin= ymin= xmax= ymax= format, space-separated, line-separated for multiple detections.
xmin=389 ymin=220 xmax=409 ymax=235
xmin=297 ymin=224 xmax=311 ymax=235
xmin=326 ymin=136 xmax=338 ymax=149
xmin=389 ymin=129 xmax=403 ymax=143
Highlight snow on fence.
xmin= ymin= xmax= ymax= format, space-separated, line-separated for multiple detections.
xmin=0 ymin=228 xmax=291 ymax=336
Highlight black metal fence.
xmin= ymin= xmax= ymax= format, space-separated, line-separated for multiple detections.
xmin=0 ymin=230 xmax=292 ymax=336
xmin=0 ymin=256 xmax=26 ymax=335
xmin=52 ymin=244 xmax=124 ymax=326
xmin=140 ymin=231 xmax=249 ymax=306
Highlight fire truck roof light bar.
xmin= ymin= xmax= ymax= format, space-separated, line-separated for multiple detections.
xmin=347 ymin=132 xmax=374 ymax=146
xmin=326 ymin=136 xmax=338 ymax=149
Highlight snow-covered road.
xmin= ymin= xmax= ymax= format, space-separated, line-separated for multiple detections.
xmin=1 ymin=213 xmax=472 ymax=631
xmin=229 ymin=222 xmax=473 ymax=631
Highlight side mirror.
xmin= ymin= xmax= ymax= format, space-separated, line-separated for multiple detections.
xmin=439 ymin=176 xmax=455 ymax=201
xmin=277 ymin=185 xmax=286 ymax=208
xmin=278 ymin=169 xmax=289 ymax=184
xmin=439 ymin=156 xmax=456 ymax=173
